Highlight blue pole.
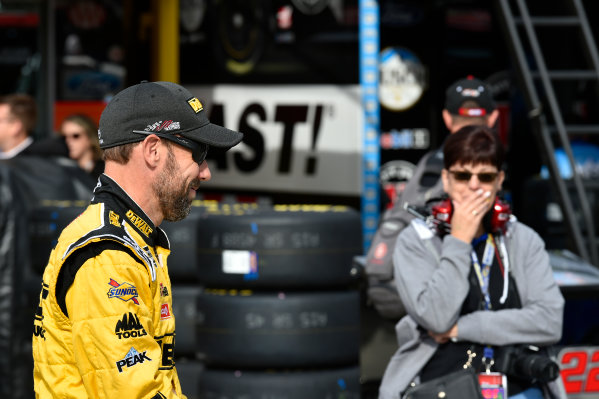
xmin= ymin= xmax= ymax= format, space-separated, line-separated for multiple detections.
xmin=359 ymin=0 xmax=380 ymax=254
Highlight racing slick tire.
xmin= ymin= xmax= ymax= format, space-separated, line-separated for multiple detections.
xmin=174 ymin=359 xmax=205 ymax=399
xmin=195 ymin=288 xmax=361 ymax=368
xmin=163 ymin=203 xmax=363 ymax=288
xmin=197 ymin=365 xmax=361 ymax=399
xmin=28 ymin=201 xmax=87 ymax=275
xmin=171 ymin=285 xmax=203 ymax=356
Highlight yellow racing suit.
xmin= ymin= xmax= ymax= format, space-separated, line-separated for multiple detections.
xmin=33 ymin=175 xmax=186 ymax=398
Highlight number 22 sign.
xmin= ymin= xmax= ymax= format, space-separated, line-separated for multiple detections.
xmin=558 ymin=346 xmax=599 ymax=395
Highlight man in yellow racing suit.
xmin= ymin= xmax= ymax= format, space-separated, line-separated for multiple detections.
xmin=32 ymin=81 xmax=243 ymax=398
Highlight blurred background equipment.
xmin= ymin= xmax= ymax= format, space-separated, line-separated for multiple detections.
xmin=0 ymin=157 xmax=94 ymax=398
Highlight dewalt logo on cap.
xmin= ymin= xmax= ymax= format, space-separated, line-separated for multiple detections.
xmin=188 ymin=97 xmax=203 ymax=113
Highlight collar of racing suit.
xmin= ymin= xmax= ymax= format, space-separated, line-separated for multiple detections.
xmin=91 ymin=173 xmax=170 ymax=250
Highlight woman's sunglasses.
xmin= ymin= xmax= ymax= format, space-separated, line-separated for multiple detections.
xmin=449 ymin=170 xmax=498 ymax=183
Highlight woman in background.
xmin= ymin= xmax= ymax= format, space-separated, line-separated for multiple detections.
xmin=378 ymin=125 xmax=565 ymax=399
xmin=59 ymin=113 xmax=104 ymax=180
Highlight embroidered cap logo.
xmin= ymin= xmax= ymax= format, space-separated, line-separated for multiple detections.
xmin=187 ymin=97 xmax=203 ymax=113
xmin=460 ymin=87 xmax=482 ymax=98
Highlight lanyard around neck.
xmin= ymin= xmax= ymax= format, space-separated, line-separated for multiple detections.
xmin=470 ymin=233 xmax=495 ymax=310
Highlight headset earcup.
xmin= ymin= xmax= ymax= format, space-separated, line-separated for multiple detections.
xmin=486 ymin=197 xmax=512 ymax=233
xmin=431 ymin=197 xmax=453 ymax=235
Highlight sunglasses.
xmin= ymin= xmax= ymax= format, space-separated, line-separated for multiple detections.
xmin=132 ymin=130 xmax=209 ymax=164
xmin=449 ymin=170 xmax=498 ymax=183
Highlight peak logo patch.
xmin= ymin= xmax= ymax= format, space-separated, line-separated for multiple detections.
xmin=116 ymin=347 xmax=151 ymax=373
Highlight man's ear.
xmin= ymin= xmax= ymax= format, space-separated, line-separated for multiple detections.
xmin=442 ymin=109 xmax=453 ymax=131
xmin=486 ymin=109 xmax=499 ymax=128
xmin=141 ymin=135 xmax=162 ymax=167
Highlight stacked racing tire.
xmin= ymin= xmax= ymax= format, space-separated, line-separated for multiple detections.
xmin=163 ymin=201 xmax=364 ymax=398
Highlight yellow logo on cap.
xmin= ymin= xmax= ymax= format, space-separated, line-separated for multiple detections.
xmin=188 ymin=98 xmax=203 ymax=113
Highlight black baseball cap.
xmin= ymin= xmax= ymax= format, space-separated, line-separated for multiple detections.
xmin=444 ymin=76 xmax=496 ymax=117
xmin=98 ymin=81 xmax=243 ymax=150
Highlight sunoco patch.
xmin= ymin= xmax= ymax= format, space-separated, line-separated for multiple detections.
xmin=108 ymin=279 xmax=140 ymax=305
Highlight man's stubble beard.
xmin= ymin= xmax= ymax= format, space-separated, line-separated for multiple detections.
xmin=153 ymin=147 xmax=195 ymax=222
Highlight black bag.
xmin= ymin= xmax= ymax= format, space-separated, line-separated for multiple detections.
xmin=402 ymin=368 xmax=484 ymax=399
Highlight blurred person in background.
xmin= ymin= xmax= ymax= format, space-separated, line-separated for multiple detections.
xmin=365 ymin=76 xmax=500 ymax=321
xmin=0 ymin=93 xmax=68 ymax=159
xmin=59 ymin=113 xmax=104 ymax=179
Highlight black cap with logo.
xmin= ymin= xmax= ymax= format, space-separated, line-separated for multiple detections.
xmin=444 ymin=76 xmax=496 ymax=117
xmin=98 ymin=81 xmax=243 ymax=150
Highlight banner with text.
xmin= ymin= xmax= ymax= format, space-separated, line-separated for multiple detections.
xmin=189 ymin=85 xmax=363 ymax=196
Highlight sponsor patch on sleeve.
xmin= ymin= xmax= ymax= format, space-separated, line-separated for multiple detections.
xmin=115 ymin=312 xmax=147 ymax=339
xmin=108 ymin=279 xmax=140 ymax=305
xmin=160 ymin=303 xmax=171 ymax=320
xmin=116 ymin=347 xmax=152 ymax=373
xmin=159 ymin=283 xmax=169 ymax=297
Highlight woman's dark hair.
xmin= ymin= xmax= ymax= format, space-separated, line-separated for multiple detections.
xmin=443 ymin=125 xmax=504 ymax=169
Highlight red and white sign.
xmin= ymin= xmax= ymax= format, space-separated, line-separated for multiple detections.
xmin=558 ymin=346 xmax=599 ymax=397
xmin=160 ymin=303 xmax=171 ymax=320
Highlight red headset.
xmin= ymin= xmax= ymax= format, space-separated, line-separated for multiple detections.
xmin=431 ymin=197 xmax=512 ymax=234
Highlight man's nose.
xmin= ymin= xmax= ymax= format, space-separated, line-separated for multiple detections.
xmin=199 ymin=161 xmax=211 ymax=181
